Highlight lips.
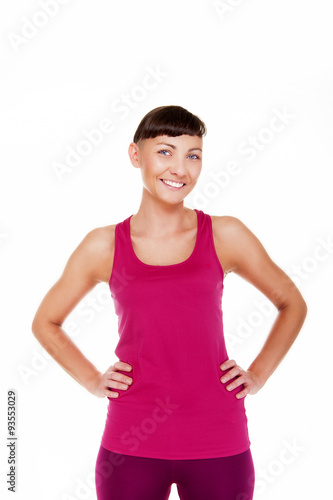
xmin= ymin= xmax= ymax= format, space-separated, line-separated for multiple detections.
xmin=160 ymin=179 xmax=186 ymax=189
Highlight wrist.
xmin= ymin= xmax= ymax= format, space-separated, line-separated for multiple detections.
xmin=246 ymin=367 xmax=267 ymax=390
xmin=83 ymin=370 xmax=103 ymax=394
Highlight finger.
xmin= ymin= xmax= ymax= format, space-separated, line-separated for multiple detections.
xmin=220 ymin=366 xmax=242 ymax=383
xmin=235 ymin=387 xmax=250 ymax=399
xmin=106 ymin=379 xmax=129 ymax=391
xmin=106 ymin=389 xmax=119 ymax=398
xmin=114 ymin=361 xmax=132 ymax=372
xmin=109 ymin=372 xmax=133 ymax=385
xmin=225 ymin=375 xmax=247 ymax=391
xmin=220 ymin=359 xmax=236 ymax=371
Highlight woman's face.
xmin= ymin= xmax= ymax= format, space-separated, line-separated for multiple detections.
xmin=128 ymin=134 xmax=203 ymax=203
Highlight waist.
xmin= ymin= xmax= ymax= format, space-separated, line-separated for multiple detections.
xmin=102 ymin=381 xmax=250 ymax=459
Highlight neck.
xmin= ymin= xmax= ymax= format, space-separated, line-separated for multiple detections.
xmin=131 ymin=189 xmax=194 ymax=237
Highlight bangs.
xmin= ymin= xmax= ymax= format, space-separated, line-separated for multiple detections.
xmin=133 ymin=105 xmax=207 ymax=143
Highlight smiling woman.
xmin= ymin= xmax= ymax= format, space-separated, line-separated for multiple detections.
xmin=129 ymin=132 xmax=203 ymax=200
xmin=128 ymin=105 xmax=205 ymax=202
xmin=156 ymin=143 xmax=202 ymax=188
xmin=31 ymin=104 xmax=307 ymax=500
xmin=157 ymin=144 xmax=201 ymax=188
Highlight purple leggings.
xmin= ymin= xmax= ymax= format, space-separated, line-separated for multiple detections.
xmin=95 ymin=445 xmax=255 ymax=500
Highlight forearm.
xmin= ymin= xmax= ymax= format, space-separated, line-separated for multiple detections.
xmin=247 ymin=299 xmax=307 ymax=387
xmin=32 ymin=322 xmax=101 ymax=391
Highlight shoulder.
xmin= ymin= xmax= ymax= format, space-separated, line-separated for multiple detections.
xmin=75 ymin=224 xmax=117 ymax=283
xmin=210 ymin=214 xmax=244 ymax=233
xmin=209 ymin=212 xmax=307 ymax=311
xmin=209 ymin=214 xmax=262 ymax=275
xmin=82 ymin=224 xmax=116 ymax=252
xmin=209 ymin=214 xmax=249 ymax=248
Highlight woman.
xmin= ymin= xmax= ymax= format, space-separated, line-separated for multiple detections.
xmin=32 ymin=105 xmax=307 ymax=500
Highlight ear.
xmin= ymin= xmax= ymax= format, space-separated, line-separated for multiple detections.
xmin=128 ymin=142 xmax=141 ymax=168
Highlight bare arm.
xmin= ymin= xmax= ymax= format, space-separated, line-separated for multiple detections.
xmin=31 ymin=226 xmax=133 ymax=397
xmin=212 ymin=216 xmax=308 ymax=397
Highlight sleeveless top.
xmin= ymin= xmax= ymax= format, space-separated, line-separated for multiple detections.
xmin=100 ymin=208 xmax=251 ymax=459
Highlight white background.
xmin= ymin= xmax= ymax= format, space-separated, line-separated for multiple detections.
xmin=1 ymin=0 xmax=332 ymax=499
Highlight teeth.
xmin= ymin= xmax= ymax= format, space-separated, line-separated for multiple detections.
xmin=162 ymin=179 xmax=184 ymax=188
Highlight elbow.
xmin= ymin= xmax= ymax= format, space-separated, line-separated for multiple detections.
xmin=31 ymin=314 xmax=45 ymax=339
xmin=278 ymin=293 xmax=308 ymax=319
xmin=31 ymin=317 xmax=40 ymax=338
xmin=292 ymin=286 xmax=308 ymax=318
xmin=301 ymin=298 xmax=308 ymax=318
xmin=294 ymin=296 xmax=308 ymax=325
xmin=31 ymin=318 xmax=50 ymax=350
xmin=297 ymin=290 xmax=308 ymax=317
xmin=295 ymin=296 xmax=308 ymax=320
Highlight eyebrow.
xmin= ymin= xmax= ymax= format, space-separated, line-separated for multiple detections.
xmin=155 ymin=142 xmax=202 ymax=152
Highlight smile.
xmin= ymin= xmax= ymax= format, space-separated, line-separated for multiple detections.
xmin=160 ymin=179 xmax=185 ymax=189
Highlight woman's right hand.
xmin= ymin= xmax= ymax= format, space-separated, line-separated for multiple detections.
xmin=86 ymin=361 xmax=133 ymax=398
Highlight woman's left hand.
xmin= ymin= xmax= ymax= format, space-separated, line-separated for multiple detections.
xmin=220 ymin=359 xmax=263 ymax=399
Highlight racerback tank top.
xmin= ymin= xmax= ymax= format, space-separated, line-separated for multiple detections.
xmin=100 ymin=208 xmax=251 ymax=459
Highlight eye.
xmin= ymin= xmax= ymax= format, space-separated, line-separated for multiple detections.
xmin=157 ymin=150 xmax=201 ymax=160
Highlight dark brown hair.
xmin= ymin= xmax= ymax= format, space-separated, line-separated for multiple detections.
xmin=133 ymin=105 xmax=207 ymax=144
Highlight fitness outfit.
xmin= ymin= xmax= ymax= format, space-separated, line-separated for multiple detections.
xmin=95 ymin=445 xmax=255 ymax=500
xmin=96 ymin=208 xmax=254 ymax=499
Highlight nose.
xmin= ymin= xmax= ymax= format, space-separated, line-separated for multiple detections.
xmin=168 ymin=156 xmax=187 ymax=178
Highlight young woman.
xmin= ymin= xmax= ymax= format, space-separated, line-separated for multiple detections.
xmin=32 ymin=105 xmax=307 ymax=500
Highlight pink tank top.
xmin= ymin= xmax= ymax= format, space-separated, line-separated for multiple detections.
xmin=101 ymin=208 xmax=251 ymax=459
